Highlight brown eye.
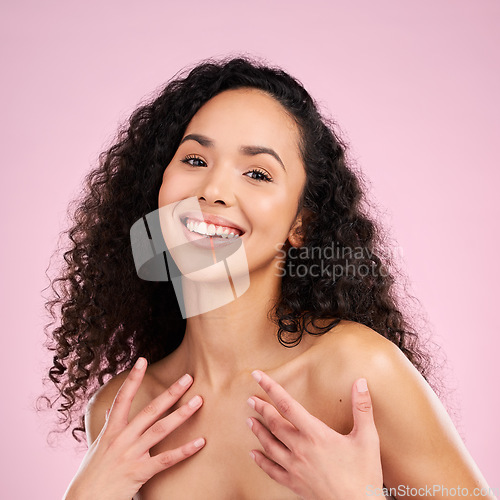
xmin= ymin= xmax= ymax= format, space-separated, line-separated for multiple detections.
xmin=245 ymin=169 xmax=273 ymax=182
xmin=181 ymin=154 xmax=207 ymax=167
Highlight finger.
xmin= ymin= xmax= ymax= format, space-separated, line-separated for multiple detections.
xmin=247 ymin=416 xmax=292 ymax=469
xmin=249 ymin=449 xmax=290 ymax=487
xmin=107 ymin=357 xmax=148 ymax=429
xmin=146 ymin=436 xmax=206 ymax=477
xmin=349 ymin=378 xmax=378 ymax=442
xmin=125 ymin=372 xmax=195 ymax=440
xmin=251 ymin=370 xmax=312 ymax=432
xmin=247 ymin=396 xmax=298 ymax=446
xmin=132 ymin=394 xmax=204 ymax=454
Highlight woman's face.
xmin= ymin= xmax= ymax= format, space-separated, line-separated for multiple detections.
xmin=158 ymin=87 xmax=306 ymax=278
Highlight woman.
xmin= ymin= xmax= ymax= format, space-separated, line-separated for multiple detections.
xmin=43 ymin=56 xmax=494 ymax=499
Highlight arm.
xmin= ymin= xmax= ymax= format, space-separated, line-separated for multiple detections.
xmin=246 ymin=326 xmax=496 ymax=500
xmin=366 ymin=340 xmax=495 ymax=498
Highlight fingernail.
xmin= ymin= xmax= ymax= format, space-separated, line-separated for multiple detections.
xmin=135 ymin=357 xmax=145 ymax=369
xmin=356 ymin=378 xmax=368 ymax=393
xmin=246 ymin=417 xmax=253 ymax=429
xmin=188 ymin=395 xmax=202 ymax=408
xmin=194 ymin=438 xmax=205 ymax=448
xmin=251 ymin=370 xmax=262 ymax=383
xmin=247 ymin=397 xmax=255 ymax=409
xmin=179 ymin=373 xmax=192 ymax=386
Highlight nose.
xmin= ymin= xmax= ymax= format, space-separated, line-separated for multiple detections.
xmin=197 ymin=163 xmax=235 ymax=207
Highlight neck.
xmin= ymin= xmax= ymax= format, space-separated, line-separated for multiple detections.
xmin=170 ymin=265 xmax=310 ymax=392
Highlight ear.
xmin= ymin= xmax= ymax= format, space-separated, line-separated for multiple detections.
xmin=287 ymin=214 xmax=304 ymax=248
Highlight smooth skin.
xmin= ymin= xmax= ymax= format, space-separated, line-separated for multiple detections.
xmin=246 ymin=328 xmax=496 ymax=499
xmin=67 ymin=88 xmax=495 ymax=499
xmin=71 ymin=333 xmax=495 ymax=499
xmin=64 ymin=356 xmax=383 ymax=500
xmin=246 ymin=371 xmax=383 ymax=500
xmin=64 ymin=358 xmax=206 ymax=500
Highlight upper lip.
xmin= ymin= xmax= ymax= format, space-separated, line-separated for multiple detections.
xmin=179 ymin=211 xmax=246 ymax=235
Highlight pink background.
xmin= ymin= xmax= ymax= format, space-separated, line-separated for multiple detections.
xmin=1 ymin=0 xmax=498 ymax=497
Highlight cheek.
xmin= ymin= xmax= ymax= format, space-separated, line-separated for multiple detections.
xmin=158 ymin=182 xmax=172 ymax=207
xmin=158 ymin=167 xmax=186 ymax=206
xmin=250 ymin=190 xmax=297 ymax=241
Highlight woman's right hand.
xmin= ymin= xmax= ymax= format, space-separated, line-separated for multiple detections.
xmin=63 ymin=357 xmax=205 ymax=500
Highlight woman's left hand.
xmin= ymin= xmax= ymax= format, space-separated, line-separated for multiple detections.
xmin=246 ymin=370 xmax=383 ymax=500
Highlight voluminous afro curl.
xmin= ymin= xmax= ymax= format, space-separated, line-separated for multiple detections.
xmin=39 ymin=54 xmax=437 ymax=443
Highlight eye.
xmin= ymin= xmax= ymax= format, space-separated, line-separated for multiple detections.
xmin=180 ymin=154 xmax=207 ymax=167
xmin=245 ymin=169 xmax=273 ymax=183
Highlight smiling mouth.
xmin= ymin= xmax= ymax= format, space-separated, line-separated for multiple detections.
xmin=181 ymin=217 xmax=244 ymax=239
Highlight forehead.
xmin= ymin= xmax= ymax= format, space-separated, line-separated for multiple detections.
xmin=182 ymin=88 xmax=302 ymax=162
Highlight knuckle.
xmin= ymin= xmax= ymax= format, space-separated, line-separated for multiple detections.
xmin=310 ymin=423 xmax=329 ymax=444
xmin=307 ymin=430 xmax=323 ymax=447
xmin=157 ymin=451 xmax=174 ymax=468
xmin=134 ymin=468 xmax=151 ymax=485
xmin=293 ymin=443 xmax=307 ymax=462
xmin=166 ymin=386 xmax=177 ymax=398
xmin=150 ymin=421 xmax=166 ymax=434
xmin=261 ymin=380 xmax=272 ymax=393
xmin=276 ymin=398 xmax=291 ymax=415
xmin=261 ymin=402 xmax=271 ymax=417
xmin=103 ymin=437 xmax=121 ymax=455
xmin=143 ymin=403 xmax=159 ymax=416
xmin=288 ymin=461 xmax=303 ymax=480
xmin=356 ymin=400 xmax=372 ymax=412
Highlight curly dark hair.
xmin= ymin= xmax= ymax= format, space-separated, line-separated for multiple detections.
xmin=39 ymin=54 xmax=438 ymax=444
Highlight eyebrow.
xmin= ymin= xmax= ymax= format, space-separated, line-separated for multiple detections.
xmin=179 ymin=133 xmax=286 ymax=171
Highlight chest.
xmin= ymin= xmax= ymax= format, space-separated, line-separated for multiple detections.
xmin=135 ymin=374 xmax=352 ymax=500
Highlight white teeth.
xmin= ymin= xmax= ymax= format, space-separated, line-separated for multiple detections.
xmin=197 ymin=221 xmax=207 ymax=234
xmin=184 ymin=218 xmax=240 ymax=239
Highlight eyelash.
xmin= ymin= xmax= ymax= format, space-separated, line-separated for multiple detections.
xmin=180 ymin=154 xmax=273 ymax=183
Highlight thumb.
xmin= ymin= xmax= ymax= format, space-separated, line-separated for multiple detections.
xmin=350 ymin=378 xmax=377 ymax=441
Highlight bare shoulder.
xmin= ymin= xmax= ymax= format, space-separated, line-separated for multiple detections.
xmin=311 ymin=319 xmax=433 ymax=417
xmin=315 ymin=321 xmax=491 ymax=492
xmin=314 ymin=319 xmax=410 ymax=376
xmin=84 ymin=365 xmax=159 ymax=446
xmin=323 ymin=319 xmax=430 ymax=391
